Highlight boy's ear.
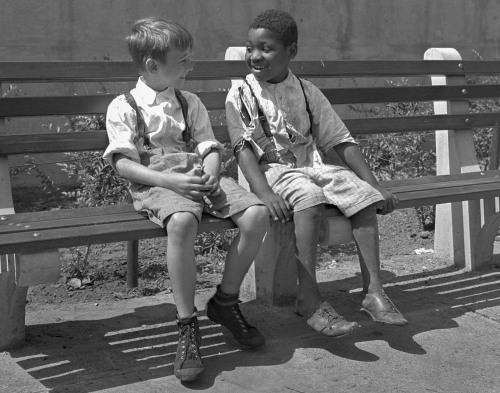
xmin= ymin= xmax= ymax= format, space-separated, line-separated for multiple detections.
xmin=145 ymin=58 xmax=158 ymax=74
xmin=288 ymin=42 xmax=298 ymax=59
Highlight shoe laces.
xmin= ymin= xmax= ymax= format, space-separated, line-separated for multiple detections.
xmin=380 ymin=292 xmax=399 ymax=313
xmin=179 ymin=322 xmax=200 ymax=360
xmin=318 ymin=306 xmax=343 ymax=322
xmin=228 ymin=302 xmax=250 ymax=332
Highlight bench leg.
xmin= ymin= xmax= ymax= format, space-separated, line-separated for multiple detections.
xmin=242 ymin=220 xmax=298 ymax=305
xmin=474 ymin=210 xmax=500 ymax=269
xmin=127 ymin=240 xmax=139 ymax=288
xmin=0 ymin=255 xmax=28 ymax=350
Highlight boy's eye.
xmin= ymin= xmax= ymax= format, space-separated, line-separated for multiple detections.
xmin=263 ymin=47 xmax=272 ymax=53
xmin=246 ymin=47 xmax=253 ymax=53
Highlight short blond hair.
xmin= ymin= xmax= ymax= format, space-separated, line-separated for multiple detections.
xmin=126 ymin=17 xmax=193 ymax=70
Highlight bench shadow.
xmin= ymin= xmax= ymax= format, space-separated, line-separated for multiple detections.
xmin=8 ymin=264 xmax=500 ymax=392
xmin=317 ymin=263 xmax=500 ymax=356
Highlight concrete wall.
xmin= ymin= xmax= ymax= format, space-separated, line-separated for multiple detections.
xmin=2 ymin=0 xmax=499 ymax=62
xmin=2 ymin=0 xmax=499 ymax=187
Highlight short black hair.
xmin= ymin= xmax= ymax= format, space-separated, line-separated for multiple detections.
xmin=249 ymin=9 xmax=298 ymax=47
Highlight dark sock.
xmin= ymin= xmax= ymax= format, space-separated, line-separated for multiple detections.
xmin=213 ymin=285 xmax=239 ymax=306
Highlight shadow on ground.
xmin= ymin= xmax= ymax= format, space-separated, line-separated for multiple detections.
xmin=8 ymin=265 xmax=500 ymax=392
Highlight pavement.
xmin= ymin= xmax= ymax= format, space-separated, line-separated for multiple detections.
xmin=1 ymin=264 xmax=500 ymax=393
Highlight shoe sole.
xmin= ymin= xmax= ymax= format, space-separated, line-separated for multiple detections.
xmin=175 ymin=369 xmax=204 ymax=382
xmin=294 ymin=311 xmax=358 ymax=338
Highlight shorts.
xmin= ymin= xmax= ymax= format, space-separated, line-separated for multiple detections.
xmin=263 ymin=163 xmax=384 ymax=217
xmin=129 ymin=152 xmax=263 ymax=227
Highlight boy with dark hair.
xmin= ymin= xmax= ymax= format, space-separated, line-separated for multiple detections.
xmin=104 ymin=17 xmax=268 ymax=382
xmin=226 ymin=9 xmax=408 ymax=337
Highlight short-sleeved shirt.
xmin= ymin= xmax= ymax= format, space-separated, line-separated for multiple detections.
xmin=225 ymin=71 xmax=356 ymax=168
xmin=104 ymin=77 xmax=223 ymax=168
xmin=225 ymin=71 xmax=383 ymax=216
xmin=103 ymin=78 xmax=262 ymax=226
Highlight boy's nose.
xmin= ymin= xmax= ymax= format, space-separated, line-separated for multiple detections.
xmin=249 ymin=49 xmax=262 ymax=61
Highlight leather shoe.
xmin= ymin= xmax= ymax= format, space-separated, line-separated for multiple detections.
xmin=302 ymin=301 xmax=359 ymax=337
xmin=361 ymin=292 xmax=408 ymax=326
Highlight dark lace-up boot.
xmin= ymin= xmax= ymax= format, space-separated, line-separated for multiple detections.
xmin=174 ymin=311 xmax=204 ymax=381
xmin=206 ymin=285 xmax=265 ymax=349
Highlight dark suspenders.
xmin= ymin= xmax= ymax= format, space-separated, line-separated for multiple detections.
xmin=238 ymin=77 xmax=314 ymax=140
xmin=123 ymin=89 xmax=194 ymax=151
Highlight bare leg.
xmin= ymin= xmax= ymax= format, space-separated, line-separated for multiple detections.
xmin=350 ymin=205 xmax=384 ymax=294
xmin=219 ymin=205 xmax=269 ymax=294
xmin=294 ymin=205 xmax=324 ymax=317
xmin=165 ymin=212 xmax=198 ymax=319
xmin=352 ymin=205 xmax=408 ymax=325
xmin=206 ymin=205 xmax=269 ymax=349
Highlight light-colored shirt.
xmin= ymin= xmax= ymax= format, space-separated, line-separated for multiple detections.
xmin=104 ymin=77 xmax=223 ymax=167
xmin=225 ymin=71 xmax=356 ymax=167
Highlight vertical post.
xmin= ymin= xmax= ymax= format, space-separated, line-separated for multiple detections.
xmin=0 ymin=81 xmax=28 ymax=350
xmin=127 ymin=240 xmax=139 ymax=288
xmin=424 ymin=48 xmax=483 ymax=270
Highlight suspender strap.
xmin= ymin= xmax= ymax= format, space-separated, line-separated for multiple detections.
xmin=123 ymin=89 xmax=194 ymax=152
xmin=298 ymin=78 xmax=314 ymax=135
xmin=242 ymin=79 xmax=273 ymax=138
xmin=124 ymin=92 xmax=147 ymax=146
xmin=238 ymin=77 xmax=314 ymax=140
xmin=174 ymin=88 xmax=194 ymax=150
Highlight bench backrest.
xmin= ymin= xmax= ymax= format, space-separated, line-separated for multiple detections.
xmin=1 ymin=48 xmax=500 ymax=211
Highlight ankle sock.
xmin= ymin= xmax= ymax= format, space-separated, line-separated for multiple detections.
xmin=177 ymin=308 xmax=198 ymax=324
xmin=213 ymin=285 xmax=239 ymax=306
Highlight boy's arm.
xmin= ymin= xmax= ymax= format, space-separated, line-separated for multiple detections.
xmin=237 ymin=147 xmax=292 ymax=223
xmin=114 ymin=154 xmax=213 ymax=201
xmin=331 ymin=142 xmax=398 ymax=214
xmin=200 ymin=148 xmax=222 ymax=196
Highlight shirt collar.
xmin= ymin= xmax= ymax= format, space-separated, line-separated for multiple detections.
xmin=135 ymin=77 xmax=175 ymax=105
xmin=248 ymin=69 xmax=296 ymax=89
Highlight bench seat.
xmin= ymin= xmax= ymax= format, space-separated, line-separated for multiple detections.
xmin=2 ymin=169 xmax=499 ymax=255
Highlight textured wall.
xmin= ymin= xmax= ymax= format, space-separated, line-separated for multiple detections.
xmin=2 ymin=0 xmax=499 ymax=61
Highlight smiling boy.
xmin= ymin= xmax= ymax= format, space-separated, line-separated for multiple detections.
xmin=225 ymin=9 xmax=408 ymax=337
xmin=104 ymin=17 xmax=269 ymax=381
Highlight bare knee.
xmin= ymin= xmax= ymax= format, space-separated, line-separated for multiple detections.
xmin=237 ymin=205 xmax=269 ymax=236
xmin=294 ymin=205 xmax=325 ymax=224
xmin=166 ymin=212 xmax=198 ymax=240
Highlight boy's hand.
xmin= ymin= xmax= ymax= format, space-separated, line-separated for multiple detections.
xmin=201 ymin=173 xmax=222 ymax=197
xmin=165 ymin=172 xmax=214 ymax=201
xmin=259 ymin=192 xmax=293 ymax=223
xmin=375 ymin=188 xmax=398 ymax=215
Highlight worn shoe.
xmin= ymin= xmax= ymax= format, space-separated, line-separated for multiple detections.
xmin=174 ymin=314 xmax=204 ymax=382
xmin=360 ymin=292 xmax=408 ymax=326
xmin=206 ymin=297 xmax=265 ymax=349
xmin=301 ymin=301 xmax=359 ymax=337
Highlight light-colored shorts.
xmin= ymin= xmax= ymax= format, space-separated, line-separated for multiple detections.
xmin=263 ymin=163 xmax=384 ymax=217
xmin=130 ymin=152 xmax=262 ymax=227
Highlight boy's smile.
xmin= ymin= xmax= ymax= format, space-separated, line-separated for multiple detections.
xmin=245 ymin=28 xmax=297 ymax=84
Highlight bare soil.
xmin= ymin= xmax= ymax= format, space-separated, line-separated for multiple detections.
xmin=23 ymin=206 xmax=452 ymax=311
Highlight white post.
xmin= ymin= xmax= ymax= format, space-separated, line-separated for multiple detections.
xmin=424 ymin=48 xmax=483 ymax=270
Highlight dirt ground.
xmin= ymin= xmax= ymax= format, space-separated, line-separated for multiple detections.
xmin=25 ymin=208 xmax=453 ymax=311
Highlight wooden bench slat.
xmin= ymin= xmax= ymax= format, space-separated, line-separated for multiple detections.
xmin=2 ymin=112 xmax=500 ymax=155
xmin=345 ymin=112 xmax=500 ymax=134
xmin=323 ymin=85 xmax=500 ymax=104
xmin=3 ymin=61 xmax=500 ymax=82
xmin=3 ymin=85 xmax=499 ymax=118
xmin=394 ymin=182 xmax=500 ymax=208
xmin=0 ymin=215 xmax=238 ymax=254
